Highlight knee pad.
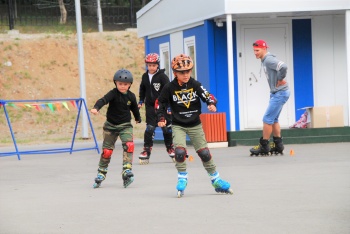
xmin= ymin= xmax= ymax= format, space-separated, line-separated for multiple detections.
xmin=161 ymin=125 xmax=172 ymax=134
xmin=197 ymin=148 xmax=211 ymax=162
xmin=123 ymin=142 xmax=134 ymax=153
xmin=146 ymin=124 xmax=156 ymax=133
xmin=102 ymin=148 xmax=113 ymax=159
xmin=175 ymin=147 xmax=187 ymax=162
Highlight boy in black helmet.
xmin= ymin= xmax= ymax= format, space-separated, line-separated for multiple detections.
xmin=90 ymin=69 xmax=141 ymax=189
xmin=138 ymin=53 xmax=174 ymax=165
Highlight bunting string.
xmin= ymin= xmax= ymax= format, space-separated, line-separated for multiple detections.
xmin=1 ymin=101 xmax=77 ymax=112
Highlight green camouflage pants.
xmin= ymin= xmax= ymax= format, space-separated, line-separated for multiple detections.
xmin=98 ymin=121 xmax=134 ymax=172
xmin=172 ymin=124 xmax=216 ymax=174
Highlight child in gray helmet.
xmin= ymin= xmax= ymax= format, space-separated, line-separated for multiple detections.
xmin=90 ymin=69 xmax=141 ymax=189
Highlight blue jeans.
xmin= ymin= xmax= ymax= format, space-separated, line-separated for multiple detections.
xmin=263 ymin=90 xmax=290 ymax=124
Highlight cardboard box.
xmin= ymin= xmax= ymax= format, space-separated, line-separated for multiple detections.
xmin=299 ymin=106 xmax=344 ymax=128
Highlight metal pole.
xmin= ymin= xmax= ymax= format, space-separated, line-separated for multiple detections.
xmin=130 ymin=0 xmax=134 ymax=27
xmin=8 ymin=0 xmax=15 ymax=30
xmin=226 ymin=14 xmax=236 ymax=131
xmin=97 ymin=0 xmax=103 ymax=32
xmin=74 ymin=0 xmax=89 ymax=139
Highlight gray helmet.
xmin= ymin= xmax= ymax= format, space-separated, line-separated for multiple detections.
xmin=113 ymin=69 xmax=133 ymax=84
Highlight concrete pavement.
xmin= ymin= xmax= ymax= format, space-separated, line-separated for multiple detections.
xmin=0 ymin=141 xmax=349 ymax=234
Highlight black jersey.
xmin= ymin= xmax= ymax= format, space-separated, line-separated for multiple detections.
xmin=157 ymin=77 xmax=214 ymax=127
xmin=93 ymin=88 xmax=141 ymax=125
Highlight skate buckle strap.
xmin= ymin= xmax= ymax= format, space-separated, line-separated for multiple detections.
xmin=178 ymin=172 xmax=188 ymax=179
xmin=209 ymin=172 xmax=219 ymax=181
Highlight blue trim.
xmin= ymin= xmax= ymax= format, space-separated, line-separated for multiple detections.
xmin=292 ymin=19 xmax=314 ymax=118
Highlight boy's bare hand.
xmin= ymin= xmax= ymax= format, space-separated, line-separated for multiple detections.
xmin=208 ymin=104 xmax=217 ymax=112
xmin=158 ymin=120 xmax=167 ymax=127
xmin=90 ymin=108 xmax=99 ymax=115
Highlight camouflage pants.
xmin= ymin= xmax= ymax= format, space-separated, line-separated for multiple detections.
xmin=98 ymin=121 xmax=134 ymax=171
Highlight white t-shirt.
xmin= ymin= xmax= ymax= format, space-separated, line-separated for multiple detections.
xmin=148 ymin=72 xmax=154 ymax=84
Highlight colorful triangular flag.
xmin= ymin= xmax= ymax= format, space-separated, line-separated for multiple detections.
xmin=62 ymin=102 xmax=70 ymax=111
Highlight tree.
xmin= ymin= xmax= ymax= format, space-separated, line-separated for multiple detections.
xmin=58 ymin=0 xmax=67 ymax=24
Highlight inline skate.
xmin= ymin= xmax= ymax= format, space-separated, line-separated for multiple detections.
xmin=122 ymin=163 xmax=134 ymax=188
xmin=93 ymin=167 xmax=107 ymax=188
xmin=176 ymin=172 xmax=188 ymax=198
xmin=166 ymin=144 xmax=175 ymax=162
xmin=209 ymin=171 xmax=233 ymax=194
xmin=139 ymin=146 xmax=152 ymax=165
xmin=270 ymin=136 xmax=284 ymax=155
xmin=250 ymin=137 xmax=271 ymax=156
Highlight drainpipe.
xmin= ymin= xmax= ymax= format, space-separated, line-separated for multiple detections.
xmin=226 ymin=14 xmax=236 ymax=131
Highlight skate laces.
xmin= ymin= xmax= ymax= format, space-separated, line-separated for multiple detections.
xmin=252 ymin=144 xmax=261 ymax=150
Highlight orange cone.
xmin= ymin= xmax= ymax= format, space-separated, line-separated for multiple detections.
xmin=289 ymin=149 xmax=295 ymax=156
xmin=188 ymin=155 xmax=194 ymax=162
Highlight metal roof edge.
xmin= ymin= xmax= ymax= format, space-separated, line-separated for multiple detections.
xmin=136 ymin=0 xmax=162 ymax=19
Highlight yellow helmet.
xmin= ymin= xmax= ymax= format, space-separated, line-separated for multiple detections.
xmin=171 ymin=54 xmax=193 ymax=72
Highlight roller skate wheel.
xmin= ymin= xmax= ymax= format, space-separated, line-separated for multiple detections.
xmin=177 ymin=190 xmax=184 ymax=198
xmin=123 ymin=177 xmax=134 ymax=188
xmin=139 ymin=159 xmax=149 ymax=165
xmin=227 ymin=188 xmax=234 ymax=195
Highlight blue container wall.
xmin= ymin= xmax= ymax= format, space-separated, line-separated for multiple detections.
xmin=212 ymin=21 xmax=239 ymax=130
xmin=292 ymin=19 xmax=314 ymax=119
xmin=145 ymin=34 xmax=170 ymax=58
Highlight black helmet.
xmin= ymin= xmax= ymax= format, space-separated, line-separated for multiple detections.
xmin=113 ymin=69 xmax=133 ymax=84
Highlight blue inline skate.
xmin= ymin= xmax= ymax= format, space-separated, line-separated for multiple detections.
xmin=93 ymin=167 xmax=108 ymax=188
xmin=122 ymin=163 xmax=134 ymax=188
xmin=176 ymin=172 xmax=188 ymax=198
xmin=209 ymin=171 xmax=233 ymax=195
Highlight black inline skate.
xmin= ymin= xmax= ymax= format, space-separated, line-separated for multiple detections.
xmin=270 ymin=136 xmax=284 ymax=155
xmin=250 ymin=137 xmax=271 ymax=156
xmin=166 ymin=144 xmax=175 ymax=163
xmin=122 ymin=163 xmax=134 ymax=188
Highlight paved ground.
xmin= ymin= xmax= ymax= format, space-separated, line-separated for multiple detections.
xmin=0 ymin=141 xmax=349 ymax=234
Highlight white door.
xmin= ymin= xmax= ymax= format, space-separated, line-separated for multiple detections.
xmin=239 ymin=24 xmax=294 ymax=129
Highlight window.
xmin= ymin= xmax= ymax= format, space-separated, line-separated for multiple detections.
xmin=159 ymin=42 xmax=171 ymax=79
xmin=184 ymin=36 xmax=197 ymax=79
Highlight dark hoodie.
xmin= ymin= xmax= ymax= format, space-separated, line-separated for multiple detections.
xmin=93 ymin=88 xmax=141 ymax=125
xmin=157 ymin=77 xmax=214 ymax=127
xmin=139 ymin=69 xmax=170 ymax=106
